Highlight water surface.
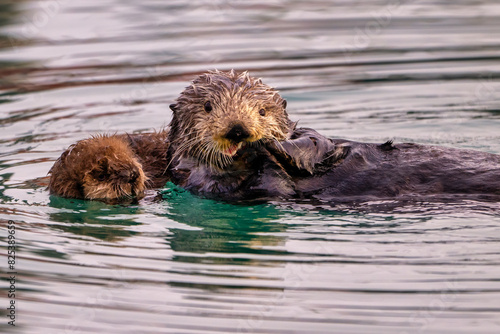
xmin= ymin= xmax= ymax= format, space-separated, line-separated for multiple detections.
xmin=1 ymin=1 xmax=500 ymax=333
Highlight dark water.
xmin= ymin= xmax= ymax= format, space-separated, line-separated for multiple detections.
xmin=1 ymin=1 xmax=500 ymax=333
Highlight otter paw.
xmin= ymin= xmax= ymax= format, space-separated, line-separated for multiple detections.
xmin=268 ymin=128 xmax=339 ymax=174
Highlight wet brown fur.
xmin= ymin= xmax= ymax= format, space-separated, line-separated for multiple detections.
xmin=48 ymin=70 xmax=500 ymax=203
xmin=168 ymin=70 xmax=292 ymax=170
xmin=125 ymin=130 xmax=170 ymax=188
xmin=164 ymin=70 xmax=301 ymax=198
xmin=48 ymin=135 xmax=147 ymax=201
xmin=48 ymin=70 xmax=293 ymax=201
xmin=48 ymin=130 xmax=170 ymax=202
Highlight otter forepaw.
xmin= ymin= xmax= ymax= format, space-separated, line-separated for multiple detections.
xmin=268 ymin=128 xmax=340 ymax=174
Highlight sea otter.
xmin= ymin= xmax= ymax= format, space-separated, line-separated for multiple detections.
xmin=48 ymin=131 xmax=169 ymax=202
xmin=270 ymin=129 xmax=500 ymax=203
xmin=166 ymin=70 xmax=298 ymax=200
xmin=48 ymin=70 xmax=500 ymax=203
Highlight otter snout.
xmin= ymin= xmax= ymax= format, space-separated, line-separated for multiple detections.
xmin=224 ymin=123 xmax=250 ymax=143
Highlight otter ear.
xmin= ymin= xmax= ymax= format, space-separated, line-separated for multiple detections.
xmin=169 ymin=104 xmax=178 ymax=112
xmin=282 ymin=99 xmax=287 ymax=109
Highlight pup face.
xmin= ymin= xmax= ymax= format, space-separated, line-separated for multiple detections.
xmin=169 ymin=70 xmax=291 ymax=169
xmin=49 ymin=135 xmax=147 ymax=202
xmin=82 ymin=151 xmax=147 ymax=202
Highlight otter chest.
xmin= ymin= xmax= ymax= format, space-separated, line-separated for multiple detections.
xmin=170 ymin=149 xmax=295 ymax=201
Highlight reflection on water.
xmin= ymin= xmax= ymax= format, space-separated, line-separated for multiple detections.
xmin=161 ymin=186 xmax=289 ymax=256
xmin=1 ymin=1 xmax=500 ymax=333
xmin=48 ymin=196 xmax=144 ymax=241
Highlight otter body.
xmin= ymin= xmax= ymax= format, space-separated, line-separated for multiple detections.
xmin=48 ymin=70 xmax=500 ymax=204
xmin=169 ymin=127 xmax=500 ymax=202
xmin=169 ymin=144 xmax=295 ymax=201
xmin=273 ymin=129 xmax=500 ymax=202
xmin=300 ymin=141 xmax=500 ymax=201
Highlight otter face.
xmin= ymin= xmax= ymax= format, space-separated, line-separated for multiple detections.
xmin=49 ymin=135 xmax=147 ymax=202
xmin=82 ymin=152 xmax=147 ymax=202
xmin=169 ymin=70 xmax=292 ymax=169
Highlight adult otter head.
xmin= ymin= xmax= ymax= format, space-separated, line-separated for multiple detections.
xmin=168 ymin=70 xmax=293 ymax=169
xmin=48 ymin=135 xmax=147 ymax=202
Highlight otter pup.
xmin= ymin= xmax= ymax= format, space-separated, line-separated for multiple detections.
xmin=48 ymin=135 xmax=148 ymax=202
xmin=48 ymin=70 xmax=500 ymax=203
xmin=48 ymin=131 xmax=169 ymax=202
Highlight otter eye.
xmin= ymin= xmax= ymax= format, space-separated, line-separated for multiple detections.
xmin=259 ymin=108 xmax=266 ymax=116
xmin=204 ymin=101 xmax=212 ymax=113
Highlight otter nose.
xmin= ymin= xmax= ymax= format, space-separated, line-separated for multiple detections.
xmin=224 ymin=124 xmax=250 ymax=143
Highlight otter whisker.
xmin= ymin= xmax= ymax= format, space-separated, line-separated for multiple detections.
xmin=193 ymin=137 xmax=212 ymax=162
xmin=206 ymin=143 xmax=219 ymax=171
xmin=206 ymin=143 xmax=221 ymax=171
xmin=172 ymin=137 xmax=199 ymax=158
xmin=164 ymin=135 xmax=203 ymax=171
xmin=195 ymin=139 xmax=212 ymax=164
xmin=271 ymin=138 xmax=287 ymax=154
xmin=180 ymin=137 xmax=205 ymax=158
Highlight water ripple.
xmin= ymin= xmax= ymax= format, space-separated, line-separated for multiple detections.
xmin=1 ymin=1 xmax=500 ymax=333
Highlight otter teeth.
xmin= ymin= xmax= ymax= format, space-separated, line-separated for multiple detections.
xmin=223 ymin=142 xmax=244 ymax=156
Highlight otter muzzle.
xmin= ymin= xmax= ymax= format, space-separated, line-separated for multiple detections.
xmin=224 ymin=124 xmax=250 ymax=143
